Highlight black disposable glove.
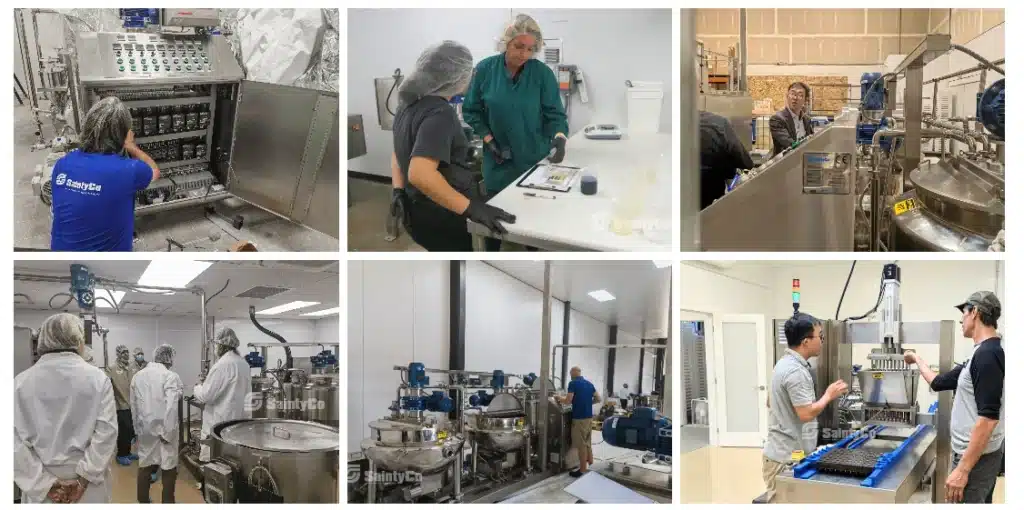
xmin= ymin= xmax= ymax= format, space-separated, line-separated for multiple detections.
xmin=549 ymin=135 xmax=567 ymax=163
xmin=462 ymin=198 xmax=516 ymax=235
xmin=389 ymin=188 xmax=411 ymax=232
xmin=485 ymin=139 xmax=511 ymax=165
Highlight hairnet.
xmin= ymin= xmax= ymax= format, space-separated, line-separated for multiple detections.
xmin=500 ymin=14 xmax=544 ymax=52
xmin=153 ymin=344 xmax=175 ymax=364
xmin=133 ymin=347 xmax=145 ymax=356
xmin=397 ymin=41 xmax=474 ymax=105
xmin=116 ymin=344 xmax=129 ymax=357
xmin=214 ymin=328 xmax=240 ymax=348
xmin=36 ymin=313 xmax=85 ymax=355
xmin=80 ymin=96 xmax=132 ymax=155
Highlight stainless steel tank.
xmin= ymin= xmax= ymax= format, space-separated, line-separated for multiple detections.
xmin=465 ymin=413 xmax=528 ymax=452
xmin=361 ymin=419 xmax=463 ymax=475
xmin=209 ymin=418 xmax=339 ymax=503
xmin=302 ymin=375 xmax=339 ymax=427
xmin=250 ymin=378 xmax=271 ymax=419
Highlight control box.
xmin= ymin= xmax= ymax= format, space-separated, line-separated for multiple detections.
xmin=112 ymin=33 xmax=212 ymax=76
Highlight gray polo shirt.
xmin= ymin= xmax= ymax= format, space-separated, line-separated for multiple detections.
xmin=764 ymin=349 xmax=819 ymax=463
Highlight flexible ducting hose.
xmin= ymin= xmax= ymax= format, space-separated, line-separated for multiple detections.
xmin=249 ymin=305 xmax=293 ymax=371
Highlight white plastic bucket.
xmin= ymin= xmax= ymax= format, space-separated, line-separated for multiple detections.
xmin=627 ymin=81 xmax=663 ymax=134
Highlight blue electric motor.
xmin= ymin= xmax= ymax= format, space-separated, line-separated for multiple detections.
xmin=601 ymin=407 xmax=672 ymax=457
xmin=402 ymin=391 xmax=453 ymax=413
xmin=311 ymin=349 xmax=338 ymax=368
xmin=977 ymin=79 xmax=1005 ymax=140
xmin=70 ymin=264 xmax=96 ymax=309
xmin=469 ymin=390 xmax=495 ymax=407
xmin=245 ymin=351 xmax=265 ymax=368
xmin=407 ymin=362 xmax=429 ymax=388
xmin=860 ymin=73 xmax=887 ymax=111
xmin=523 ymin=373 xmax=538 ymax=387
xmin=490 ymin=370 xmax=506 ymax=389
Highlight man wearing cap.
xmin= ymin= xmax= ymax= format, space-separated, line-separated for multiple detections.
xmin=905 ymin=291 xmax=1004 ymax=503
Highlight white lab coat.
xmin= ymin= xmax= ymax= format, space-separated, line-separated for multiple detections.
xmin=193 ymin=350 xmax=252 ymax=462
xmin=130 ymin=362 xmax=184 ymax=470
xmin=617 ymin=387 xmax=630 ymax=400
xmin=13 ymin=352 xmax=117 ymax=503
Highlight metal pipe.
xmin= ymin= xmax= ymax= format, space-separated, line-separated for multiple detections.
xmin=31 ymin=9 xmax=47 ymax=101
xmin=367 ymin=458 xmax=376 ymax=503
xmin=537 ymin=262 xmax=552 ymax=472
xmin=680 ymin=9 xmax=699 ymax=250
xmin=950 ymin=44 xmax=1005 ymax=75
xmin=453 ymin=445 xmax=462 ymax=502
xmin=923 ymin=57 xmax=1004 ymax=84
xmin=738 ymin=8 xmax=747 ymax=92
xmin=924 ymin=117 xmax=988 ymax=148
xmin=15 ymin=9 xmax=44 ymax=145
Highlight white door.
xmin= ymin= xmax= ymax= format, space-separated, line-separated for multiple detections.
xmin=712 ymin=314 xmax=768 ymax=447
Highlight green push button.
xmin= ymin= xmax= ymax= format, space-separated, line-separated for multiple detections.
xmin=119 ymin=66 xmax=125 ymax=72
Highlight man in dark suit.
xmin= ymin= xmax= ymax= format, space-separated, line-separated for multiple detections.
xmin=769 ymin=82 xmax=814 ymax=156
xmin=700 ymin=111 xmax=754 ymax=209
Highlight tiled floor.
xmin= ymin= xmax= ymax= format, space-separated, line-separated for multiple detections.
xmin=679 ymin=446 xmax=1006 ymax=504
xmin=107 ymin=457 xmax=205 ymax=503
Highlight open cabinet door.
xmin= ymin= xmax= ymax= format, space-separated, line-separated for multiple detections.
xmin=712 ymin=313 xmax=768 ymax=447
xmin=229 ymin=80 xmax=339 ymax=238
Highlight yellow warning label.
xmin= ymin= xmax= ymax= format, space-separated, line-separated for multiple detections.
xmin=893 ymin=198 xmax=919 ymax=216
xmin=791 ymin=450 xmax=806 ymax=461
xmin=873 ymin=373 xmax=885 ymax=379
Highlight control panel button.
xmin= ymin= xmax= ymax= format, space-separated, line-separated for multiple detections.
xmin=117 ymin=58 xmax=123 ymax=64
xmin=193 ymin=58 xmax=199 ymax=63
xmin=197 ymin=65 xmax=203 ymax=70
xmin=186 ymin=65 xmax=192 ymax=71
xmin=130 ymin=66 xmax=137 ymax=71
xmin=173 ymin=58 xmax=179 ymax=64
xmin=142 ymin=66 xmax=148 ymax=71
xmin=164 ymin=66 xmax=171 ymax=71
xmin=119 ymin=66 xmax=125 ymax=72
xmin=176 ymin=66 xmax=181 ymax=71
xmin=129 ymin=58 xmax=135 ymax=64
xmin=203 ymin=57 xmax=209 ymax=63
xmin=163 ymin=59 xmax=168 ymax=64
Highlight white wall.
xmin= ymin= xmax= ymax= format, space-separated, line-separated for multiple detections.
xmin=346 ymin=260 xmax=450 ymax=454
xmin=12 ymin=310 xmax=323 ymax=399
xmin=347 ymin=8 xmax=672 ymax=177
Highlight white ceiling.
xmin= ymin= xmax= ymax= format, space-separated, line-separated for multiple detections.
xmin=486 ymin=261 xmax=671 ymax=337
xmin=14 ymin=260 xmax=340 ymax=319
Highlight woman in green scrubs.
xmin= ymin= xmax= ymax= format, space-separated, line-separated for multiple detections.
xmin=463 ymin=14 xmax=569 ymax=198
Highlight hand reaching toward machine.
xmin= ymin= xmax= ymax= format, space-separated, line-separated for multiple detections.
xmin=903 ymin=352 xmax=921 ymax=365
xmin=825 ymin=380 xmax=849 ymax=401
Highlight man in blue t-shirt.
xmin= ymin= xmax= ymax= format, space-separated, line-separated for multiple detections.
xmin=51 ymin=97 xmax=160 ymax=251
xmin=559 ymin=366 xmax=601 ymax=477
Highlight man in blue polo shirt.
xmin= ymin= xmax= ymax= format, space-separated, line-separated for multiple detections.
xmin=559 ymin=366 xmax=601 ymax=477
xmin=50 ymin=97 xmax=160 ymax=251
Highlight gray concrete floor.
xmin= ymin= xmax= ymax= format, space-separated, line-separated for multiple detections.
xmin=347 ymin=177 xmax=424 ymax=252
xmin=13 ymin=103 xmax=339 ymax=252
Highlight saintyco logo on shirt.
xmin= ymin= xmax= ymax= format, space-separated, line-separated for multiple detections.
xmin=55 ymin=173 xmax=103 ymax=193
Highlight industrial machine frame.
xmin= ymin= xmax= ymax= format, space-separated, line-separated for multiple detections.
xmin=25 ymin=11 xmax=340 ymax=239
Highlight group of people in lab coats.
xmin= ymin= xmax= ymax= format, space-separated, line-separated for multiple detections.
xmin=13 ymin=313 xmax=254 ymax=503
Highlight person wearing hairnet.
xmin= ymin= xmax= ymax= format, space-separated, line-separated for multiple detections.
xmin=14 ymin=313 xmax=117 ymax=503
xmin=130 ymin=344 xmax=183 ymax=503
xmin=106 ymin=344 xmax=140 ymax=466
xmin=50 ymin=96 xmax=161 ymax=251
xmin=463 ymin=14 xmax=569 ymax=247
xmin=192 ymin=328 xmax=252 ymax=465
xmin=133 ymin=347 xmax=148 ymax=369
xmin=390 ymin=40 xmax=517 ymax=251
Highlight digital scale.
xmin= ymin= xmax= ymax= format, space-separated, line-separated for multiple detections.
xmin=583 ymin=124 xmax=623 ymax=140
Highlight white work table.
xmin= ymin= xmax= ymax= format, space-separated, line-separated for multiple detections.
xmin=467 ymin=131 xmax=672 ymax=251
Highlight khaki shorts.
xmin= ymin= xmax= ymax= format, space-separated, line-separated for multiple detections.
xmin=761 ymin=456 xmax=788 ymax=501
xmin=571 ymin=418 xmax=593 ymax=460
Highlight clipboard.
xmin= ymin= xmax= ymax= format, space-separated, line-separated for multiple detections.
xmin=515 ymin=162 xmax=582 ymax=193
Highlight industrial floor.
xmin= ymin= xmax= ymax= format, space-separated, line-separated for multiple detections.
xmin=678 ymin=446 xmax=1006 ymax=504
xmin=13 ymin=103 xmax=339 ymax=252
xmin=347 ymin=177 xmax=424 ymax=252
xmin=499 ymin=434 xmax=672 ymax=503
xmin=106 ymin=457 xmax=204 ymax=503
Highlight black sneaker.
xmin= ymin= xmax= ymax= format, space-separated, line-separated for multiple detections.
xmin=569 ymin=470 xmax=583 ymax=478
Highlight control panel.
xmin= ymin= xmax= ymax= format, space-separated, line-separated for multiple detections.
xmin=112 ymin=34 xmax=212 ymax=76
